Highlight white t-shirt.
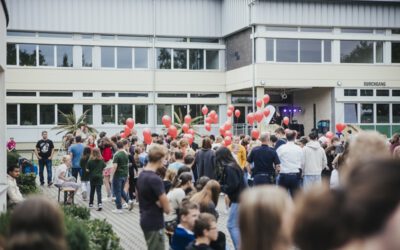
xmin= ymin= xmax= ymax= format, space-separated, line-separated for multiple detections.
xmin=164 ymin=188 xmax=186 ymax=222
xmin=55 ymin=164 xmax=68 ymax=185
xmin=277 ymin=141 xmax=303 ymax=173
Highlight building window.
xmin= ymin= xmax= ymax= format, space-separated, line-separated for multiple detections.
xmin=135 ymin=105 xmax=148 ymax=124
xmin=361 ymin=104 xmax=374 ymax=123
xmin=118 ymin=104 xmax=133 ymax=125
xmin=40 ymin=104 xmax=55 ymax=125
xmin=20 ymin=104 xmax=37 ymax=125
xmin=392 ymin=90 xmax=400 ymax=96
xmin=324 ymin=40 xmax=332 ymax=62
xmin=40 ymin=92 xmax=73 ymax=97
xmin=392 ymin=42 xmax=400 ymax=63
xmin=57 ymin=45 xmax=73 ymax=67
xmin=117 ymin=47 xmax=132 ymax=69
xmin=7 ymin=104 xmax=18 ymax=125
xmin=101 ymin=47 xmax=115 ymax=68
xmin=173 ymin=49 xmax=187 ymax=69
xmin=102 ymin=105 xmax=115 ymax=124
xmin=19 ymin=44 xmax=37 ymax=66
xmin=101 ymin=93 xmax=116 ymax=97
xmin=376 ymin=41 xmax=383 ymax=63
xmin=276 ymin=39 xmax=298 ymax=62
xmin=135 ymin=48 xmax=148 ymax=68
xmin=38 ymin=32 xmax=73 ymax=38
xmin=7 ymin=31 xmax=35 ymax=37
xmin=58 ymin=104 xmax=73 ymax=124
xmin=38 ymin=45 xmax=55 ymax=66
xmin=118 ymin=93 xmax=149 ymax=97
xmin=376 ymin=90 xmax=389 ymax=96
xmin=7 ymin=43 xmax=17 ymax=65
xmin=189 ymin=104 xmax=204 ymax=124
xmin=266 ymin=39 xmax=274 ymax=61
xmin=376 ymin=104 xmax=389 ymax=123
xmin=7 ymin=91 xmax=36 ymax=96
xmin=300 ymin=39 xmax=321 ymax=63
xmin=82 ymin=105 xmax=93 ymax=125
xmin=82 ymin=46 xmax=93 ymax=67
xmin=344 ymin=103 xmax=358 ymax=123
xmin=157 ymin=104 xmax=172 ymax=125
xmin=83 ymin=92 xmax=93 ymax=97
xmin=157 ymin=48 xmax=172 ymax=69
xmin=393 ymin=104 xmax=400 ymax=123
xmin=344 ymin=89 xmax=358 ymax=96
xmin=360 ymin=89 xmax=373 ymax=96
xmin=341 ymin=28 xmax=373 ymax=34
xmin=158 ymin=93 xmax=187 ymax=98
xmin=340 ymin=41 xmax=384 ymax=63
xmin=190 ymin=93 xmax=219 ymax=98
xmin=206 ymin=50 xmax=219 ymax=69
xmin=174 ymin=105 xmax=188 ymax=121
xmin=189 ymin=49 xmax=204 ymax=70
xmin=300 ymin=27 xmax=332 ymax=33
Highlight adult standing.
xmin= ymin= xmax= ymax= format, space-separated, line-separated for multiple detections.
xmin=68 ymin=136 xmax=85 ymax=180
xmin=274 ymin=127 xmax=287 ymax=150
xmin=276 ymin=130 xmax=303 ymax=197
xmin=216 ymin=147 xmax=245 ymax=250
xmin=193 ymin=137 xmax=216 ymax=181
xmin=302 ymin=132 xmax=327 ymax=188
xmin=247 ymin=133 xmax=281 ymax=186
xmin=137 ymin=144 xmax=171 ymax=250
xmin=35 ymin=131 xmax=55 ymax=186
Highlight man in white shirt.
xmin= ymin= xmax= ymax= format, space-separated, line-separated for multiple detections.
xmin=276 ymin=130 xmax=303 ymax=197
xmin=7 ymin=165 xmax=24 ymax=207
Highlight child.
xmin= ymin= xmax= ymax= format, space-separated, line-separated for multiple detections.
xmin=87 ymin=148 xmax=106 ymax=211
xmin=186 ymin=213 xmax=219 ymax=250
xmin=79 ymin=147 xmax=92 ymax=201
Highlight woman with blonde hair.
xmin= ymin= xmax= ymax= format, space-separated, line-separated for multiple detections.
xmin=239 ymin=186 xmax=293 ymax=250
xmin=190 ymin=180 xmax=220 ymax=220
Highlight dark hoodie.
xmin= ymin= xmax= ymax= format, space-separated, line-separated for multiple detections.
xmin=194 ymin=149 xmax=216 ymax=180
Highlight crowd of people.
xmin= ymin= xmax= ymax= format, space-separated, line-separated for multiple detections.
xmin=5 ymin=127 xmax=400 ymax=250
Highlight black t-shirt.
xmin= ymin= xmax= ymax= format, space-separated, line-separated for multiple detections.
xmin=247 ymin=145 xmax=280 ymax=175
xmin=186 ymin=242 xmax=213 ymax=250
xmin=137 ymin=170 xmax=165 ymax=231
xmin=36 ymin=139 xmax=54 ymax=159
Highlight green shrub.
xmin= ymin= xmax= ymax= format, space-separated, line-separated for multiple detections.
xmin=16 ymin=173 xmax=39 ymax=195
xmin=0 ymin=212 xmax=11 ymax=237
xmin=62 ymin=204 xmax=90 ymax=220
xmin=7 ymin=151 xmax=20 ymax=168
xmin=87 ymin=219 xmax=122 ymax=250
xmin=64 ymin=215 xmax=90 ymax=250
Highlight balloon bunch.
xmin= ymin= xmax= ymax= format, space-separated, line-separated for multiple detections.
xmin=120 ymin=118 xmax=135 ymax=139
xmin=203 ymin=105 xmax=219 ymax=132
xmin=246 ymin=94 xmax=275 ymax=126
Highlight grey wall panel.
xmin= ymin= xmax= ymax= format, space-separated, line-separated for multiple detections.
xmin=6 ymin=0 xmax=222 ymax=37
xmin=253 ymin=0 xmax=400 ymax=28
xmin=222 ymin=0 xmax=251 ymax=36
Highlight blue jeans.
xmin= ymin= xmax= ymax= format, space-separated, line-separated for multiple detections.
xmin=277 ymin=173 xmax=301 ymax=197
xmin=112 ymin=176 xmax=130 ymax=209
xmin=38 ymin=159 xmax=52 ymax=184
xmin=303 ymin=175 xmax=322 ymax=189
xmin=227 ymin=202 xmax=240 ymax=250
xmin=253 ymin=173 xmax=275 ymax=186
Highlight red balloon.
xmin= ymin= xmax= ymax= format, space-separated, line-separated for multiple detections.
xmin=228 ymin=105 xmax=235 ymax=111
xmin=162 ymin=115 xmax=172 ymax=128
xmin=168 ymin=125 xmax=178 ymax=139
xmin=263 ymin=94 xmax=270 ymax=105
xmin=247 ymin=113 xmax=255 ymax=125
xmin=202 ymin=106 xmax=209 ymax=116
xmin=184 ymin=134 xmax=193 ymax=145
xmin=188 ymin=128 xmax=195 ymax=136
xmin=225 ymin=130 xmax=233 ymax=138
xmin=255 ymin=111 xmax=264 ymax=123
xmin=263 ymin=107 xmax=270 ymax=117
xmin=336 ymin=123 xmax=347 ymax=133
xmin=283 ymin=117 xmax=290 ymax=126
xmin=227 ymin=109 xmax=233 ymax=117
xmin=205 ymin=123 xmax=211 ymax=131
xmin=326 ymin=131 xmax=334 ymax=139
xmin=219 ymin=126 xmax=226 ymax=136
xmin=126 ymin=118 xmax=135 ymax=129
xmin=182 ymin=123 xmax=189 ymax=133
xmin=213 ymin=114 xmax=219 ymax=124
xmin=234 ymin=109 xmax=241 ymax=118
xmin=120 ymin=132 xmax=126 ymax=138
xmin=184 ymin=115 xmax=192 ymax=124
xmin=251 ymin=129 xmax=260 ymax=139
xmin=143 ymin=128 xmax=152 ymax=144
xmin=209 ymin=110 xmax=217 ymax=118
xmin=224 ymin=121 xmax=232 ymax=131
xmin=224 ymin=136 xmax=232 ymax=146
xmin=256 ymin=99 xmax=263 ymax=108
xmin=124 ymin=125 xmax=131 ymax=136
xmin=205 ymin=117 xmax=212 ymax=124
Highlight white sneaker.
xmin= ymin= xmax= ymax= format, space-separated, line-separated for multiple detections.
xmin=112 ymin=209 xmax=123 ymax=214
xmin=122 ymin=203 xmax=129 ymax=209
xmin=128 ymin=200 xmax=134 ymax=211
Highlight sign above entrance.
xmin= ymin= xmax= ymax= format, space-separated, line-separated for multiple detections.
xmin=363 ymin=81 xmax=386 ymax=87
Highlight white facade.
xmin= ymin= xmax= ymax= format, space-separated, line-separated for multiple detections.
xmin=4 ymin=0 xmax=400 ymax=147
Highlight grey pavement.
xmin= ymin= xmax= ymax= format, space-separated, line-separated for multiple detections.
xmin=40 ymin=177 xmax=233 ymax=250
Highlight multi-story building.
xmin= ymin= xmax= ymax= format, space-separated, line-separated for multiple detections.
xmin=4 ymin=0 xmax=400 ymax=148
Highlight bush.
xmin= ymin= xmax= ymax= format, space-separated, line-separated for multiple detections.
xmin=62 ymin=204 xmax=91 ymax=220
xmin=7 ymin=151 xmax=20 ymax=168
xmin=0 ymin=212 xmax=11 ymax=237
xmin=87 ymin=219 xmax=122 ymax=250
xmin=64 ymin=215 xmax=90 ymax=250
xmin=16 ymin=173 xmax=39 ymax=195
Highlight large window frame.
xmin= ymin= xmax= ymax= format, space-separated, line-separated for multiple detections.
xmin=156 ymin=48 xmax=219 ymax=70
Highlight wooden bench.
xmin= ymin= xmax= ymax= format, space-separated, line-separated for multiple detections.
xmin=55 ymin=184 xmax=76 ymax=205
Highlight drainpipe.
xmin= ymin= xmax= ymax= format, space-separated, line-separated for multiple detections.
xmin=152 ymin=0 xmax=156 ymax=131
xmin=249 ymin=0 xmax=256 ymax=128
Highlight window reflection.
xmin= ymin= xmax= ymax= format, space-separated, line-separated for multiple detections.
xmin=276 ymin=39 xmax=298 ymax=62
xmin=19 ymin=44 xmax=37 ymax=66
xmin=39 ymin=45 xmax=54 ymax=66
xmin=340 ymin=41 xmax=373 ymax=63
xmin=189 ymin=49 xmax=204 ymax=70
xmin=57 ymin=45 xmax=73 ymax=67
xmin=361 ymin=104 xmax=374 ymax=123
xmin=157 ymin=48 xmax=172 ymax=69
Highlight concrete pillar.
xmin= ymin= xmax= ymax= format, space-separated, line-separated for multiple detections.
xmin=0 ymin=4 xmax=7 ymax=212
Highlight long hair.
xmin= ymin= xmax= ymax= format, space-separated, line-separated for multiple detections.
xmin=216 ymin=146 xmax=242 ymax=171
xmin=239 ymin=186 xmax=292 ymax=250
xmin=90 ymin=148 xmax=103 ymax=161
xmin=81 ymin=146 xmax=92 ymax=161
xmin=190 ymin=180 xmax=220 ymax=210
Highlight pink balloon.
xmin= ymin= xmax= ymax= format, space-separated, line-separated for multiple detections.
xmin=228 ymin=105 xmax=235 ymax=111
xmin=219 ymin=126 xmax=226 ymax=136
xmin=205 ymin=123 xmax=211 ymax=131
xmin=256 ymin=99 xmax=263 ymax=108
xmin=247 ymin=113 xmax=255 ymax=125
xmin=224 ymin=121 xmax=232 ymax=131
xmin=188 ymin=128 xmax=195 ymax=136
xmin=251 ymin=129 xmax=260 ymax=139
xmin=124 ymin=125 xmax=131 ymax=136
xmin=227 ymin=109 xmax=233 ymax=117
xmin=224 ymin=136 xmax=232 ymax=146
xmin=213 ymin=114 xmax=219 ymax=124
xmin=255 ymin=111 xmax=264 ymax=123
xmin=225 ymin=130 xmax=233 ymax=138
xmin=126 ymin=118 xmax=135 ymax=129
xmin=202 ymin=106 xmax=209 ymax=116
xmin=326 ymin=131 xmax=334 ymax=139
xmin=162 ymin=115 xmax=171 ymax=128
xmin=184 ymin=133 xmax=194 ymax=145
xmin=168 ymin=125 xmax=178 ymax=139
xmin=263 ymin=94 xmax=270 ymax=105
xmin=234 ymin=109 xmax=241 ymax=118
xmin=182 ymin=123 xmax=189 ymax=133
xmin=143 ymin=128 xmax=152 ymax=144
xmin=184 ymin=115 xmax=192 ymax=124
xmin=263 ymin=108 xmax=270 ymax=117
xmin=120 ymin=132 xmax=126 ymax=138
xmin=283 ymin=117 xmax=289 ymax=126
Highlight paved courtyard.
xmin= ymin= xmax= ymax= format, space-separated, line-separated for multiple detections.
xmin=40 ymin=178 xmax=233 ymax=250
